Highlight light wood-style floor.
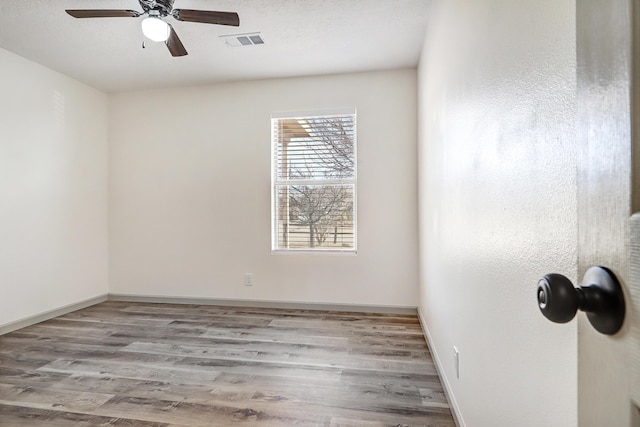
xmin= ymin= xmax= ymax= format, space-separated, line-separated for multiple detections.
xmin=0 ymin=301 xmax=455 ymax=426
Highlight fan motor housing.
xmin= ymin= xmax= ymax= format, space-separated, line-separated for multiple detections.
xmin=139 ymin=0 xmax=175 ymax=15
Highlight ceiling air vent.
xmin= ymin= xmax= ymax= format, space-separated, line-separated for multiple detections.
xmin=220 ymin=32 xmax=265 ymax=47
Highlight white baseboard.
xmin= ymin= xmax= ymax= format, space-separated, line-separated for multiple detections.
xmin=417 ymin=307 xmax=466 ymax=427
xmin=0 ymin=294 xmax=109 ymax=335
xmin=108 ymin=293 xmax=418 ymax=315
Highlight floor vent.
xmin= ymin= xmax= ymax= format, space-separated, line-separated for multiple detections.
xmin=221 ymin=33 xmax=265 ymax=47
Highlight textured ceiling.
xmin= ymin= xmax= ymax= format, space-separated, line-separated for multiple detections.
xmin=0 ymin=0 xmax=429 ymax=93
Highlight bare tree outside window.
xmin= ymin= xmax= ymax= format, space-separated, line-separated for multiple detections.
xmin=272 ymin=111 xmax=356 ymax=252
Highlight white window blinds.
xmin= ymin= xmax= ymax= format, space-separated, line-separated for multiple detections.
xmin=271 ymin=109 xmax=357 ymax=253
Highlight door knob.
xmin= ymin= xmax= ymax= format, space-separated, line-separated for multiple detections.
xmin=537 ymin=266 xmax=625 ymax=335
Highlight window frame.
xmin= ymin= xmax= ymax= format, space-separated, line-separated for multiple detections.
xmin=271 ymin=108 xmax=357 ymax=255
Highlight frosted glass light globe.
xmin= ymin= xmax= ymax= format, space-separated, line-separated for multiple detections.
xmin=141 ymin=17 xmax=169 ymax=42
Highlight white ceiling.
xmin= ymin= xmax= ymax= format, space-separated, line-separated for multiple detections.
xmin=0 ymin=0 xmax=429 ymax=93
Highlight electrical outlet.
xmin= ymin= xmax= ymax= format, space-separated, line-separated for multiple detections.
xmin=453 ymin=346 xmax=460 ymax=379
xmin=244 ymin=273 xmax=253 ymax=286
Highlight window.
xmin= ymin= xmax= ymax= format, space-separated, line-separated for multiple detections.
xmin=271 ymin=109 xmax=357 ymax=253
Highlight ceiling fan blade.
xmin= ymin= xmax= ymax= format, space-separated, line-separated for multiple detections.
xmin=66 ymin=9 xmax=141 ymax=18
xmin=172 ymin=9 xmax=239 ymax=26
xmin=166 ymin=24 xmax=188 ymax=57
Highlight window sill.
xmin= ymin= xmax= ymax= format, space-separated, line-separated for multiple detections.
xmin=271 ymin=249 xmax=357 ymax=256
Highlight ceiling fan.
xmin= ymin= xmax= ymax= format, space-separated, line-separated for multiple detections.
xmin=66 ymin=0 xmax=240 ymax=57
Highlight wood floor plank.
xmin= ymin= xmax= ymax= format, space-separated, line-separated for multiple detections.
xmin=173 ymin=355 xmax=344 ymax=382
xmin=38 ymin=358 xmax=222 ymax=385
xmin=0 ymin=404 xmax=179 ymax=427
xmin=0 ymin=383 xmax=114 ymax=412
xmin=0 ymin=301 xmax=455 ymax=426
xmin=118 ymin=304 xmax=418 ymax=324
xmin=198 ymin=325 xmax=427 ymax=345
xmin=266 ymin=318 xmax=423 ymax=334
xmin=0 ymin=368 xmax=71 ymax=389
xmin=119 ymin=341 xmax=431 ymax=373
xmin=90 ymin=394 xmax=331 ymax=426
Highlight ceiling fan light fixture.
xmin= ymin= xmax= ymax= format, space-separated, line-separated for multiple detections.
xmin=66 ymin=3 xmax=240 ymax=57
xmin=141 ymin=16 xmax=169 ymax=42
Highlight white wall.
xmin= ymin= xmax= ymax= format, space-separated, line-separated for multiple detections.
xmin=418 ymin=1 xmax=577 ymax=426
xmin=0 ymin=48 xmax=109 ymax=327
xmin=109 ymin=70 xmax=418 ymax=308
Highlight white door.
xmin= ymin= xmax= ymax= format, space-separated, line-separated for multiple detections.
xmin=577 ymin=1 xmax=639 ymax=425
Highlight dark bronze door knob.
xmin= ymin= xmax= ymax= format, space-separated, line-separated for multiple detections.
xmin=537 ymin=266 xmax=625 ymax=335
